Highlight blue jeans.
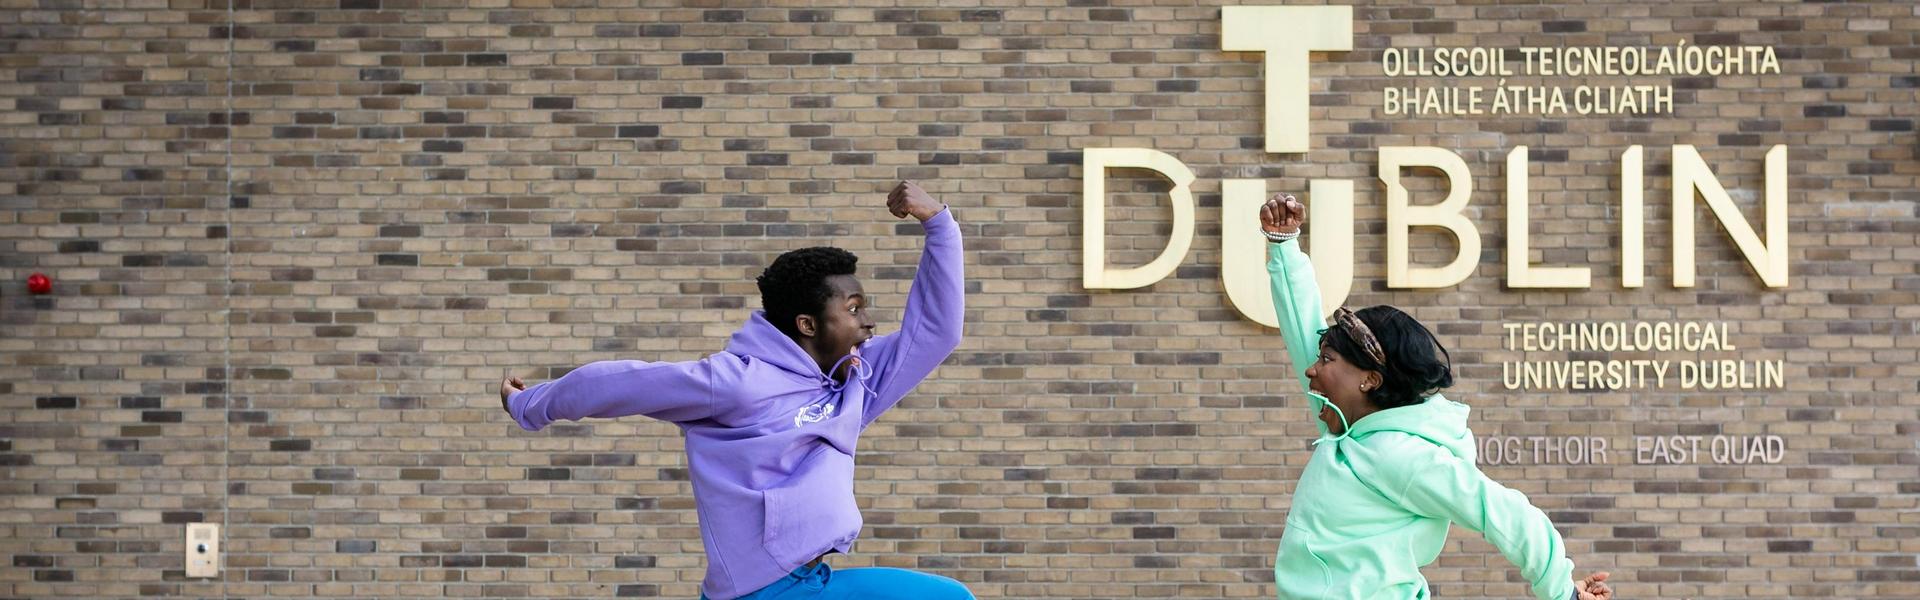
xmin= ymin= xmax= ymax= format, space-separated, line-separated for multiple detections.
xmin=708 ymin=562 xmax=975 ymax=600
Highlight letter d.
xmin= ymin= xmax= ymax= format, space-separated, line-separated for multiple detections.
xmin=1083 ymin=148 xmax=1197 ymax=289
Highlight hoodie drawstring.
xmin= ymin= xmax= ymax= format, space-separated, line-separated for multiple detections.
xmin=819 ymin=352 xmax=876 ymax=400
xmin=1309 ymin=391 xmax=1354 ymax=446
xmin=824 ymin=353 xmax=873 ymax=392
xmin=793 ymin=354 xmax=875 ymax=427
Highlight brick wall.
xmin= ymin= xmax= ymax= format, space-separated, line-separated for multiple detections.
xmin=3 ymin=1 xmax=1916 ymax=598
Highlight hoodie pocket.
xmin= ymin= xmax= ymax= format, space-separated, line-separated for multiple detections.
xmin=760 ymin=453 xmax=861 ymax=565
xmin=1275 ymin=528 xmax=1334 ymax=599
xmin=1303 ymin=546 xmax=1334 ymax=598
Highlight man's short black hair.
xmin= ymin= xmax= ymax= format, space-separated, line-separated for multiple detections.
xmin=757 ymin=247 xmax=859 ymax=338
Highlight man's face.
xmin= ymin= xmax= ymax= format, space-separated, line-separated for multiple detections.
xmin=814 ymin=274 xmax=875 ymax=377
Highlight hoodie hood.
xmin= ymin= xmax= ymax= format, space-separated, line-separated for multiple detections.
xmin=725 ymin=311 xmax=870 ymax=392
xmin=725 ymin=311 xmax=834 ymax=380
xmin=1343 ymin=393 xmax=1473 ymax=459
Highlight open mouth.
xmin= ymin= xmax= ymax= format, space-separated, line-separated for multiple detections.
xmin=1307 ymin=391 xmax=1333 ymax=415
xmin=845 ymin=343 xmax=867 ymax=369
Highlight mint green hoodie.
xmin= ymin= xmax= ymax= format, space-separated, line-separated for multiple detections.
xmin=1266 ymin=238 xmax=1575 ymax=600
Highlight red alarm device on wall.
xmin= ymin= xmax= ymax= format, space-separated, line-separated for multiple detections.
xmin=26 ymin=272 xmax=51 ymax=295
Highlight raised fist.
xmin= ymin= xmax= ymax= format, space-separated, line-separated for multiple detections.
xmin=1260 ymin=193 xmax=1304 ymax=235
xmin=887 ymin=180 xmax=943 ymax=222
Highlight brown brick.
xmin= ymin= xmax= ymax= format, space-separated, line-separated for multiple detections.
xmin=2 ymin=2 xmax=1916 ymax=599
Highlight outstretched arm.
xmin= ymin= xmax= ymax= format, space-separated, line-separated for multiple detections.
xmin=499 ymin=356 xmax=741 ymax=430
xmin=1382 ymin=445 xmax=1578 ymax=600
xmin=1262 ymin=194 xmax=1332 ymax=435
xmin=859 ymin=180 xmax=965 ymax=425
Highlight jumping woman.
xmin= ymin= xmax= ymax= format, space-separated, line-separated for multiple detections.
xmin=1261 ymin=193 xmax=1614 ymax=600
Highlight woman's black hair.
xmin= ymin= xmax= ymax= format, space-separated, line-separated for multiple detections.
xmin=1320 ymin=305 xmax=1454 ymax=410
xmin=756 ymin=247 xmax=858 ymax=339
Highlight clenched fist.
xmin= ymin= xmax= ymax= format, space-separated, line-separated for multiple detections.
xmin=887 ymin=180 xmax=943 ymax=222
xmin=1260 ymin=193 xmax=1304 ymax=235
xmin=499 ymin=376 xmax=526 ymax=416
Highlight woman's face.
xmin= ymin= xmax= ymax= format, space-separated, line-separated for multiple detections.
xmin=1305 ymin=341 xmax=1381 ymax=435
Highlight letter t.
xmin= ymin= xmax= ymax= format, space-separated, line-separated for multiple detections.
xmin=1220 ymin=6 xmax=1354 ymax=154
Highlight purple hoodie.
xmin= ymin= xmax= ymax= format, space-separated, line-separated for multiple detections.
xmin=507 ymin=209 xmax=964 ymax=600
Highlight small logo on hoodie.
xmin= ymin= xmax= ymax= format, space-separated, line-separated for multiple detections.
xmin=794 ymin=400 xmax=836 ymax=428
